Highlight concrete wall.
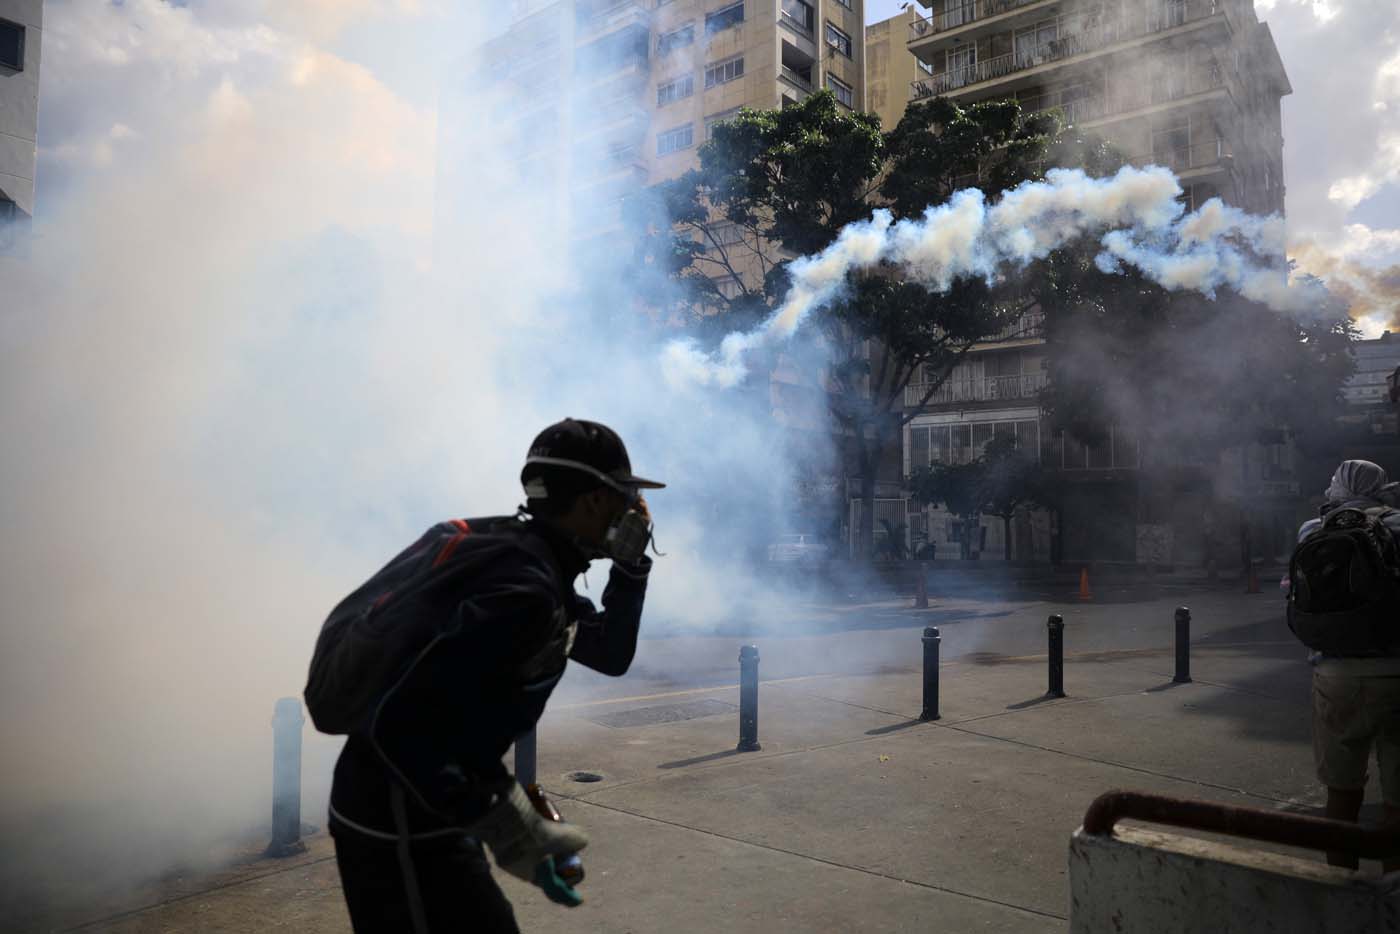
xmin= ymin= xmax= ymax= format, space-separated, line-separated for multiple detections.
xmin=1069 ymin=826 xmax=1400 ymax=933
xmin=0 ymin=0 xmax=41 ymax=216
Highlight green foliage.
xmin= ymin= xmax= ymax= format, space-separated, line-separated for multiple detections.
xmin=627 ymin=91 xmax=1074 ymax=558
xmin=909 ymin=436 xmax=1052 ymax=561
xmin=909 ymin=436 xmax=1049 ymax=520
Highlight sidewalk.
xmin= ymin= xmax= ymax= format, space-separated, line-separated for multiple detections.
xmin=54 ymin=590 xmax=1364 ymax=933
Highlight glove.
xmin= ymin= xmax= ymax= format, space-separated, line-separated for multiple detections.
xmin=470 ymin=783 xmax=589 ymax=902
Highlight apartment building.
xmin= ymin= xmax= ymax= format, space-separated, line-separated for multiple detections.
xmin=894 ymin=0 xmax=1292 ymax=564
xmin=0 ymin=0 xmax=41 ymax=250
xmin=447 ymin=2 xmax=865 ymax=242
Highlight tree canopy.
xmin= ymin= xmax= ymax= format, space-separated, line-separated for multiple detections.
xmin=628 ymin=91 xmax=1079 ymax=556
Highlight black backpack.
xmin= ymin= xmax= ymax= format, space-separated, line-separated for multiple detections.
xmin=303 ymin=515 xmax=554 ymax=735
xmin=1287 ymin=506 xmax=1400 ymax=656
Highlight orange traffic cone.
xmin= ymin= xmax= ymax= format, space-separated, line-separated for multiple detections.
xmin=1078 ymin=567 xmax=1093 ymax=602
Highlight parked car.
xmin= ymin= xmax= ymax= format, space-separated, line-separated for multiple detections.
xmin=767 ymin=534 xmax=831 ymax=565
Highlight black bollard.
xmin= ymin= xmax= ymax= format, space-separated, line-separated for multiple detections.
xmin=920 ymin=626 xmax=941 ymax=721
xmin=737 ymin=645 xmax=761 ymax=752
xmin=267 ymin=697 xmax=307 ymax=857
xmin=1046 ymin=615 xmax=1065 ymax=699
xmin=514 ymin=727 xmax=538 ymax=787
xmin=1173 ymin=606 xmax=1192 ymax=684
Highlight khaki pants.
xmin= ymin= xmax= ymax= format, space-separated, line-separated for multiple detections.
xmin=1312 ymin=669 xmax=1400 ymax=802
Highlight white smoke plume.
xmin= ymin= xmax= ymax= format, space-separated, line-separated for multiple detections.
xmin=667 ymin=165 xmax=1324 ymax=388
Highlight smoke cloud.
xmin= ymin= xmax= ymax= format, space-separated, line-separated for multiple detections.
xmin=667 ymin=166 xmax=1320 ymax=388
xmin=0 ymin=0 xmax=830 ymax=921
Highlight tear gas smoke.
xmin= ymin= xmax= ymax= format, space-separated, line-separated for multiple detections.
xmin=0 ymin=1 xmax=841 ymax=922
xmin=666 ymin=165 xmax=1324 ymax=388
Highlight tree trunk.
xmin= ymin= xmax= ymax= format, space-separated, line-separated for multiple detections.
xmin=1003 ymin=514 xmax=1013 ymax=562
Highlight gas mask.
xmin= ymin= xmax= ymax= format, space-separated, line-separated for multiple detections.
xmin=523 ymin=455 xmax=659 ymax=565
xmin=601 ymin=500 xmax=654 ymax=566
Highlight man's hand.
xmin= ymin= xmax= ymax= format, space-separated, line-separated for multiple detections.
xmin=633 ymin=494 xmax=651 ymax=523
xmin=469 ymin=784 xmax=589 ymax=906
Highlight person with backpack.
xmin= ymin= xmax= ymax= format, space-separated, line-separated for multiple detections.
xmin=1288 ymin=458 xmax=1400 ymax=869
xmin=305 ymin=418 xmax=664 ymax=932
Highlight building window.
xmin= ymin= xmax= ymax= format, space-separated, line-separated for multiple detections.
xmin=910 ymin=420 xmax=1041 ymax=472
xmin=1014 ymin=19 xmax=1058 ymax=66
xmin=780 ymin=0 xmax=813 ymax=31
xmin=825 ymin=23 xmax=853 ymax=58
xmin=657 ymin=123 xmax=694 ymax=156
xmin=918 ymin=57 xmax=934 ymax=75
xmin=946 ymin=45 xmax=976 ymax=88
xmin=704 ymin=221 xmax=746 ymax=248
xmin=714 ymin=275 xmax=744 ymax=299
xmin=657 ymin=75 xmax=694 ymax=106
xmin=831 ymin=0 xmax=852 ymax=8
xmin=706 ymin=2 xmax=744 ymax=35
xmin=705 ymin=107 xmax=741 ymax=138
xmin=0 ymin=18 xmax=23 ymax=71
xmin=827 ymin=74 xmax=854 ymax=108
xmin=657 ymin=23 xmax=695 ymax=55
xmin=705 ymin=56 xmax=744 ymax=89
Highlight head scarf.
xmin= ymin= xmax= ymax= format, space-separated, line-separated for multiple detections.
xmin=1325 ymin=459 xmax=1388 ymax=503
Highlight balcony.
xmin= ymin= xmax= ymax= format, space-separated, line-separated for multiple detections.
xmin=574 ymin=102 xmax=651 ymax=144
xmin=908 ymin=0 xmax=1052 ymax=43
xmin=975 ymin=311 xmax=1044 ymax=344
xmin=1018 ymin=65 xmax=1229 ymax=127
xmin=1128 ymin=136 xmax=1232 ymax=175
xmin=905 ymin=371 xmax=1048 ymax=408
xmin=909 ymin=0 xmax=1226 ymax=102
xmin=575 ymin=0 xmax=652 ymax=43
xmin=780 ymin=64 xmax=813 ymax=91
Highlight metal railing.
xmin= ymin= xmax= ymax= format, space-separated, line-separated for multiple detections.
xmin=575 ymin=0 xmax=651 ymax=37
xmin=780 ymin=1 xmax=814 ymax=34
xmin=780 ymin=65 xmax=813 ymax=89
xmin=1128 ymin=136 xmax=1232 ymax=172
xmin=910 ymin=0 xmax=1224 ymax=101
xmin=905 ymin=371 xmax=1048 ymax=407
xmin=908 ymin=0 xmax=1051 ymax=42
xmin=1017 ymin=65 xmax=1227 ymax=125
xmin=977 ymin=311 xmax=1044 ymax=343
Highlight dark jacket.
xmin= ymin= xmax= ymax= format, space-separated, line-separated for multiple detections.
xmin=329 ymin=514 xmax=650 ymax=839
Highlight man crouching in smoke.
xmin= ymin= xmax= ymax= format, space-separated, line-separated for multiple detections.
xmin=303 ymin=418 xmax=663 ymax=932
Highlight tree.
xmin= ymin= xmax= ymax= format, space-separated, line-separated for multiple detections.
xmin=628 ymin=92 xmax=1077 ymax=559
xmin=908 ymin=458 xmax=983 ymax=560
xmin=909 ymin=435 xmax=1049 ymax=561
xmin=1030 ymin=242 xmax=1355 ymax=567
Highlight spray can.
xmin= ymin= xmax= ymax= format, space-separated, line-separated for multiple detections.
xmin=524 ymin=783 xmax=585 ymax=886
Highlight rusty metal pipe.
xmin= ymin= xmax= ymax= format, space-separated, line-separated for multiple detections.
xmin=1083 ymin=789 xmax=1400 ymax=860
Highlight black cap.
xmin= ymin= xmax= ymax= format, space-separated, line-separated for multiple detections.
xmin=521 ymin=418 xmax=665 ymax=502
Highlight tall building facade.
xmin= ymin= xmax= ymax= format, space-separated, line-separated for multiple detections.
xmin=0 ymin=0 xmax=41 ymax=249
xmin=445 ymin=1 xmax=866 ymax=244
xmin=864 ymin=6 xmax=925 ymax=132
xmin=894 ymin=0 xmax=1292 ymax=564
